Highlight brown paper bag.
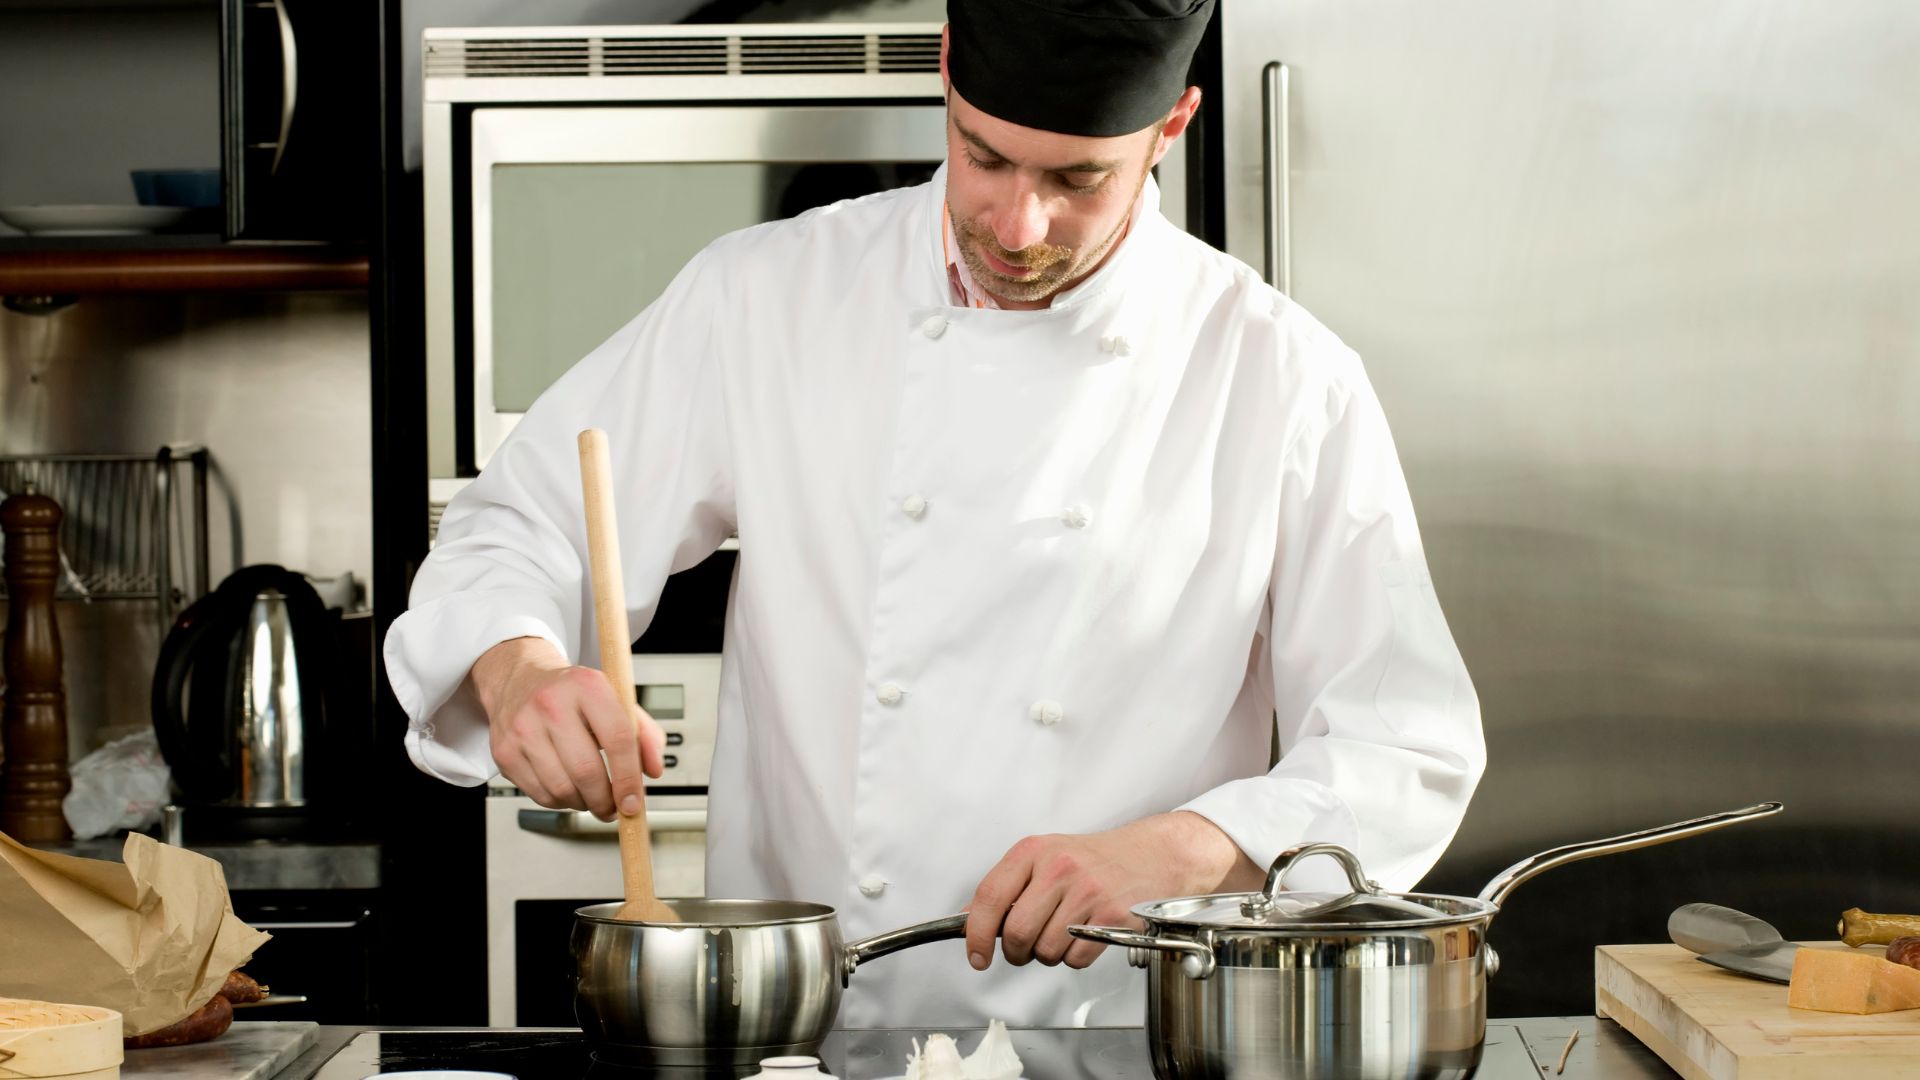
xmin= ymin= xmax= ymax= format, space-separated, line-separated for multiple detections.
xmin=0 ymin=830 xmax=269 ymax=1035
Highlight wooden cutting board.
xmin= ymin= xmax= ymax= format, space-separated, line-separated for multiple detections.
xmin=1596 ymin=941 xmax=1920 ymax=1080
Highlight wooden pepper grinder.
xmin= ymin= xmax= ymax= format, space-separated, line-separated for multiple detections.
xmin=1 ymin=481 xmax=72 ymax=842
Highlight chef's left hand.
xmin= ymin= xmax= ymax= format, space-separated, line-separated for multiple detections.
xmin=964 ymin=811 xmax=1262 ymax=971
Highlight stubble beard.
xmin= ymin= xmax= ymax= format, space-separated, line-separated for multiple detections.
xmin=951 ymin=158 xmax=1152 ymax=305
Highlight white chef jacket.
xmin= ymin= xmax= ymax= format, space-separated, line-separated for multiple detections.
xmin=384 ymin=163 xmax=1485 ymax=1028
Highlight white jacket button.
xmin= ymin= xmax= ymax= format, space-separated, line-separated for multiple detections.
xmin=1060 ymin=504 xmax=1091 ymax=529
xmin=859 ymin=873 xmax=887 ymax=898
xmin=921 ymin=314 xmax=949 ymax=340
xmin=876 ymin=682 xmax=905 ymax=706
xmin=902 ymin=494 xmax=929 ymax=520
xmin=1029 ymin=700 xmax=1065 ymax=726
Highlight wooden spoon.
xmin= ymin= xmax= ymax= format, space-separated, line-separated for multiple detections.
xmin=578 ymin=428 xmax=677 ymax=923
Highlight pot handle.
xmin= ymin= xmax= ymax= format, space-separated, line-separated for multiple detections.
xmin=1068 ymin=925 xmax=1216 ymax=980
xmin=1242 ymin=842 xmax=1385 ymax=920
xmin=842 ymin=913 xmax=969 ymax=985
xmin=1475 ymin=801 xmax=1783 ymax=908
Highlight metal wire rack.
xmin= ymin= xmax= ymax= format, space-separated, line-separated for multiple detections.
xmin=0 ymin=445 xmax=211 ymax=627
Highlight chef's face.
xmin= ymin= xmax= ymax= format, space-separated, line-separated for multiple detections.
xmin=939 ymin=35 xmax=1201 ymax=309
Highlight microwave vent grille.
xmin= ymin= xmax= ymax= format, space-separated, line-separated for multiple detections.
xmin=429 ymin=31 xmax=940 ymax=79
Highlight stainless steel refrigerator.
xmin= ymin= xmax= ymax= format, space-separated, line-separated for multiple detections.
xmin=1201 ymin=0 xmax=1920 ymax=1014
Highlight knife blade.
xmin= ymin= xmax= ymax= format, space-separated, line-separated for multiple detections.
xmin=1668 ymin=903 xmax=1800 ymax=984
xmin=1696 ymin=941 xmax=1798 ymax=984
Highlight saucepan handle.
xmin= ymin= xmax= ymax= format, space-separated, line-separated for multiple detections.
xmin=1068 ymin=924 xmax=1216 ymax=980
xmin=842 ymin=913 xmax=970 ymax=985
xmin=1476 ymin=801 xmax=1783 ymax=908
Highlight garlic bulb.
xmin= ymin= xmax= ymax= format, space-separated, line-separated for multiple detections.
xmin=901 ymin=1020 xmax=1022 ymax=1080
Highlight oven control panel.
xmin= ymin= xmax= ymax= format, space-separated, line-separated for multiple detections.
xmin=632 ymin=652 xmax=719 ymax=790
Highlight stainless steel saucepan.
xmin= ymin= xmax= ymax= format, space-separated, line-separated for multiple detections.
xmin=1068 ymin=800 xmax=1783 ymax=1080
xmin=572 ymin=900 xmax=967 ymax=1065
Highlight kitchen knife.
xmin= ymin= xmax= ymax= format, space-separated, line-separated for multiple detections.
xmin=1668 ymin=903 xmax=1800 ymax=984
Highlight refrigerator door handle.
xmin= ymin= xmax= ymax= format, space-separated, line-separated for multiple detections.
xmin=1262 ymin=61 xmax=1293 ymax=295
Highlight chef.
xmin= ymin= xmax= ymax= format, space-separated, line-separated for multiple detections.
xmin=384 ymin=0 xmax=1486 ymax=1028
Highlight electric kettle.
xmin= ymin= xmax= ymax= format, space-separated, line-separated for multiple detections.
xmin=151 ymin=564 xmax=335 ymax=813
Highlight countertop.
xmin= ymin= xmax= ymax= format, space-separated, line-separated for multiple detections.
xmin=243 ymin=1016 xmax=1680 ymax=1079
xmin=124 ymin=1022 xmax=317 ymax=1079
xmin=28 ymin=835 xmax=379 ymax=891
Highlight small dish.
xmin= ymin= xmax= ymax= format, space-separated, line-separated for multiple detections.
xmin=0 ymin=204 xmax=191 ymax=236
xmin=131 ymin=168 xmax=221 ymax=208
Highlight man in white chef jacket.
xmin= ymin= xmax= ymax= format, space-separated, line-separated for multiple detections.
xmin=385 ymin=0 xmax=1485 ymax=1028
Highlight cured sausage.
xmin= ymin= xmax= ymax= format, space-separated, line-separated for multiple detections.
xmin=218 ymin=969 xmax=268 ymax=1004
xmin=123 ymin=993 xmax=232 ymax=1049
xmin=1888 ymin=936 xmax=1920 ymax=971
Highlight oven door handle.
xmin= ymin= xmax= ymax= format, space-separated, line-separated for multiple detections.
xmin=250 ymin=919 xmax=365 ymax=930
xmin=517 ymin=807 xmax=706 ymax=837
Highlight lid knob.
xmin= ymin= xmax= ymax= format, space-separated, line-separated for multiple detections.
xmin=1242 ymin=842 xmax=1385 ymax=919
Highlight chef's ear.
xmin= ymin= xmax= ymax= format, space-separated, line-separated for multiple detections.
xmin=940 ymin=24 xmax=951 ymax=90
xmin=1151 ymin=86 xmax=1203 ymax=168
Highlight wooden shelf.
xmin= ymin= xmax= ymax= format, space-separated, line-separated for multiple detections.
xmin=0 ymin=242 xmax=368 ymax=295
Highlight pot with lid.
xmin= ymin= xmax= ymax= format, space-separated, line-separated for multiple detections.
xmin=1069 ymin=801 xmax=1782 ymax=1080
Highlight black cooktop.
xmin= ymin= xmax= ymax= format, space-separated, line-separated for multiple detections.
xmin=309 ymin=1025 xmax=1544 ymax=1079
xmin=310 ymin=1028 xmax=1150 ymax=1079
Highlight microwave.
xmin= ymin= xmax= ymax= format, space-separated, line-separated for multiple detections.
xmin=421 ymin=23 xmax=947 ymax=518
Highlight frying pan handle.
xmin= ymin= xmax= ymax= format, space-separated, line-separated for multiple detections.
xmin=1476 ymin=801 xmax=1783 ymax=908
xmin=842 ymin=913 xmax=969 ymax=985
xmin=1069 ymin=925 xmax=1217 ymax=980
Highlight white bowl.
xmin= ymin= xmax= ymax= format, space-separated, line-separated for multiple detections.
xmin=0 ymin=204 xmax=191 ymax=236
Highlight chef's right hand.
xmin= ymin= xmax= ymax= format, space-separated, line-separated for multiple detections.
xmin=470 ymin=636 xmax=667 ymax=821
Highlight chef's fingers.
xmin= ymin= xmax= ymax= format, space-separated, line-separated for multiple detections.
xmin=1034 ymin=890 xmax=1103 ymax=967
xmin=521 ymin=727 xmax=589 ymax=813
xmin=1054 ymin=894 xmax=1117 ymax=969
xmin=574 ymin=684 xmax=637 ymax=817
xmin=966 ymin=846 xmax=1037 ymax=971
xmin=492 ymin=743 xmax=555 ymax=807
xmin=1062 ymin=936 xmax=1107 ymax=970
xmin=1004 ymin=881 xmax=1070 ymax=966
xmin=630 ymin=704 xmax=668 ymax=783
xmin=548 ymin=712 xmax=617 ymax=820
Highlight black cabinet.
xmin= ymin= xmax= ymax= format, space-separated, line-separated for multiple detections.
xmin=221 ymin=0 xmax=377 ymax=241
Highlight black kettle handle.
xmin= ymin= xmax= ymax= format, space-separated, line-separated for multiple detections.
xmin=150 ymin=564 xmax=334 ymax=806
xmin=151 ymin=588 xmax=233 ymax=803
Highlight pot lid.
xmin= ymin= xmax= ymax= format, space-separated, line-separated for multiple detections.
xmin=1137 ymin=888 xmax=1474 ymax=930
xmin=1135 ymin=842 xmax=1493 ymax=931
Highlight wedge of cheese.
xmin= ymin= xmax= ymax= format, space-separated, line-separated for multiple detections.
xmin=0 ymin=998 xmax=121 ymax=1079
xmin=1788 ymin=946 xmax=1920 ymax=1014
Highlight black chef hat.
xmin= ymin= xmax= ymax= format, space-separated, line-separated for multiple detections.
xmin=948 ymin=0 xmax=1215 ymax=138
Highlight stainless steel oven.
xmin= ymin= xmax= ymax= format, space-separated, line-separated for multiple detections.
xmin=421 ymin=23 xmax=947 ymax=521
xmin=482 ymin=652 xmax=720 ymax=1026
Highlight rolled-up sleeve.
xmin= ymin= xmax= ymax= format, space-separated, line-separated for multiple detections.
xmin=1179 ymin=356 xmax=1485 ymax=892
xmin=383 ymin=247 xmax=737 ymax=786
